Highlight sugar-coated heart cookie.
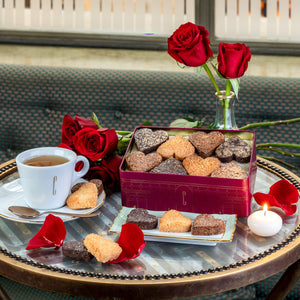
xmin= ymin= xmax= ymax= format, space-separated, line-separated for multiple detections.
xmin=183 ymin=156 xmax=221 ymax=176
xmin=126 ymin=208 xmax=158 ymax=230
xmin=215 ymin=136 xmax=251 ymax=163
xmin=211 ymin=161 xmax=248 ymax=179
xmin=126 ymin=151 xmax=162 ymax=172
xmin=192 ymin=214 xmax=225 ymax=235
xmin=66 ymin=182 xmax=98 ymax=209
xmin=150 ymin=157 xmax=187 ymax=175
xmin=134 ymin=128 xmax=169 ymax=154
xmin=189 ymin=131 xmax=225 ymax=158
xmin=157 ymin=135 xmax=195 ymax=161
xmin=159 ymin=210 xmax=192 ymax=232
xmin=84 ymin=234 xmax=122 ymax=263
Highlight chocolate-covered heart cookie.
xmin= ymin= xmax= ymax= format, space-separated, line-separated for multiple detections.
xmin=126 ymin=151 xmax=162 ymax=172
xmin=215 ymin=136 xmax=251 ymax=163
xmin=126 ymin=208 xmax=158 ymax=230
xmin=150 ymin=158 xmax=187 ymax=175
xmin=189 ymin=131 xmax=225 ymax=158
xmin=134 ymin=128 xmax=169 ymax=154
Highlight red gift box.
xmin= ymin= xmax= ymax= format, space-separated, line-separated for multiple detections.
xmin=120 ymin=127 xmax=257 ymax=217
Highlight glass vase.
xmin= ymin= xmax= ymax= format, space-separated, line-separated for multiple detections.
xmin=213 ymin=90 xmax=238 ymax=130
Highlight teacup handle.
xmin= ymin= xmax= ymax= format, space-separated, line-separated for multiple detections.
xmin=72 ymin=155 xmax=90 ymax=183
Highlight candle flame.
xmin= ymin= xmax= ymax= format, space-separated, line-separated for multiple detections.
xmin=263 ymin=204 xmax=268 ymax=216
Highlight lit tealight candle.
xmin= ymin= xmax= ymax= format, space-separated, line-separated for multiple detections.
xmin=247 ymin=204 xmax=282 ymax=237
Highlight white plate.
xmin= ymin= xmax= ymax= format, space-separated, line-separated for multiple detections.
xmin=109 ymin=207 xmax=237 ymax=246
xmin=0 ymin=178 xmax=105 ymax=224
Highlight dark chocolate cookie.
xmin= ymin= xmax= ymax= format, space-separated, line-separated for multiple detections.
xmin=215 ymin=136 xmax=251 ymax=163
xmin=62 ymin=240 xmax=94 ymax=261
xmin=150 ymin=157 xmax=188 ymax=175
xmin=134 ymin=128 xmax=169 ymax=154
xmin=126 ymin=208 xmax=158 ymax=230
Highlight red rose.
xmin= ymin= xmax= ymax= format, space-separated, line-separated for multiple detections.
xmin=168 ymin=22 xmax=213 ymax=67
xmin=217 ymin=43 xmax=251 ymax=79
xmin=86 ymin=155 xmax=122 ymax=190
xmin=61 ymin=115 xmax=98 ymax=146
xmin=73 ymin=128 xmax=118 ymax=161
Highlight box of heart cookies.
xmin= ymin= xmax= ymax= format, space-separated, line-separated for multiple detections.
xmin=119 ymin=126 xmax=257 ymax=217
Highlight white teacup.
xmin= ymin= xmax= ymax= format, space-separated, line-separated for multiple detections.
xmin=16 ymin=147 xmax=89 ymax=210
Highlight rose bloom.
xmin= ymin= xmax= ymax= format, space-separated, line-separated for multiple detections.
xmin=61 ymin=115 xmax=98 ymax=146
xmin=168 ymin=22 xmax=213 ymax=67
xmin=86 ymin=155 xmax=122 ymax=190
xmin=73 ymin=128 xmax=118 ymax=161
xmin=217 ymin=43 xmax=251 ymax=79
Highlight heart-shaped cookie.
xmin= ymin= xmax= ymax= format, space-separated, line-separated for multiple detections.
xmin=189 ymin=131 xmax=225 ymax=158
xmin=150 ymin=157 xmax=187 ymax=175
xmin=211 ymin=161 xmax=248 ymax=179
xmin=183 ymin=156 xmax=221 ymax=177
xmin=192 ymin=214 xmax=225 ymax=235
xmin=134 ymin=128 xmax=169 ymax=154
xmin=157 ymin=135 xmax=195 ymax=160
xmin=159 ymin=210 xmax=192 ymax=232
xmin=126 ymin=208 xmax=158 ymax=229
xmin=126 ymin=151 xmax=162 ymax=172
xmin=215 ymin=136 xmax=251 ymax=163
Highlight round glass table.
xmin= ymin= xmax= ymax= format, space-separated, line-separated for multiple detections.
xmin=0 ymin=158 xmax=299 ymax=299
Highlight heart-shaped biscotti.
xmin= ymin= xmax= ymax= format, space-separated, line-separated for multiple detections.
xmin=126 ymin=208 xmax=158 ymax=230
xmin=211 ymin=161 xmax=248 ymax=179
xmin=215 ymin=136 xmax=251 ymax=163
xmin=134 ymin=128 xmax=169 ymax=154
xmin=189 ymin=131 xmax=225 ymax=158
xmin=150 ymin=157 xmax=187 ymax=175
xmin=159 ymin=210 xmax=192 ymax=232
xmin=192 ymin=214 xmax=225 ymax=236
xmin=84 ymin=233 xmax=122 ymax=263
xmin=126 ymin=151 xmax=162 ymax=172
xmin=66 ymin=182 xmax=98 ymax=209
xmin=157 ymin=135 xmax=195 ymax=161
xmin=183 ymin=156 xmax=221 ymax=176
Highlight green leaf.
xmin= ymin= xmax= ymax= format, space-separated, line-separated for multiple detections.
xmin=92 ymin=112 xmax=102 ymax=128
xmin=169 ymin=118 xmax=201 ymax=128
xmin=141 ymin=121 xmax=152 ymax=126
xmin=229 ymin=78 xmax=240 ymax=100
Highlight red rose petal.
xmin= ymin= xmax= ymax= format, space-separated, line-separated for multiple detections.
xmin=108 ymin=223 xmax=146 ymax=263
xmin=253 ymin=180 xmax=299 ymax=216
xmin=26 ymin=214 xmax=67 ymax=250
xmin=269 ymin=180 xmax=299 ymax=205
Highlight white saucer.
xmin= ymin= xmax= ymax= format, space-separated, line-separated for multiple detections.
xmin=0 ymin=178 xmax=105 ymax=224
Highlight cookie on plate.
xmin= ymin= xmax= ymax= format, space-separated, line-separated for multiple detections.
xmin=126 ymin=208 xmax=158 ymax=230
xmin=157 ymin=135 xmax=195 ymax=161
xmin=192 ymin=214 xmax=225 ymax=236
xmin=159 ymin=210 xmax=192 ymax=233
xmin=71 ymin=179 xmax=103 ymax=196
xmin=66 ymin=182 xmax=98 ymax=209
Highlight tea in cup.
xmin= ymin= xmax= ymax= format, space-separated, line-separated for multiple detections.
xmin=16 ymin=147 xmax=90 ymax=210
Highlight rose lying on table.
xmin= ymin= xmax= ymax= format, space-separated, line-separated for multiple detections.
xmin=26 ymin=216 xmax=146 ymax=264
